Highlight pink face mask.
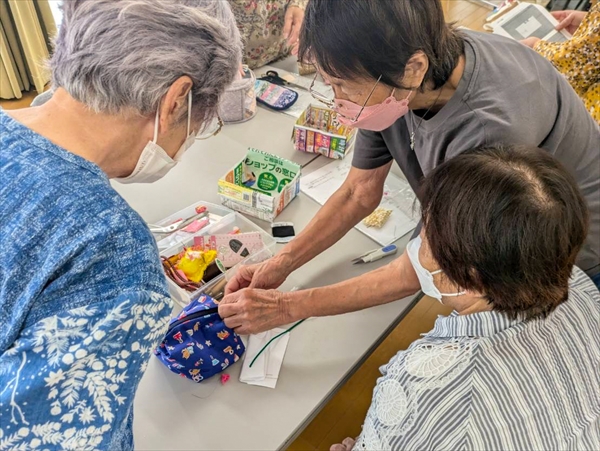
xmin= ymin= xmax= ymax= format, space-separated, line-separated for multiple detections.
xmin=335 ymin=89 xmax=412 ymax=132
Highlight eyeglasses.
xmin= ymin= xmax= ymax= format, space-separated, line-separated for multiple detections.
xmin=195 ymin=115 xmax=224 ymax=140
xmin=308 ymin=73 xmax=335 ymax=109
xmin=309 ymin=73 xmax=383 ymax=122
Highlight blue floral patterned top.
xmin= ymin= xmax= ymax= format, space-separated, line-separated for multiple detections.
xmin=0 ymin=110 xmax=173 ymax=450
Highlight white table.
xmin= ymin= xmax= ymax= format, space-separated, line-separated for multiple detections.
xmin=113 ymin=61 xmax=420 ymax=451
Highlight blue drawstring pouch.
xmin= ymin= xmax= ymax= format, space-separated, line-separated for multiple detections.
xmin=154 ymin=294 xmax=245 ymax=382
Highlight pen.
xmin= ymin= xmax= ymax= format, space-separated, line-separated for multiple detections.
xmin=351 ymin=244 xmax=398 ymax=265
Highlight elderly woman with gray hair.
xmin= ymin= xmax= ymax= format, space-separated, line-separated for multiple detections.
xmin=0 ymin=0 xmax=240 ymax=449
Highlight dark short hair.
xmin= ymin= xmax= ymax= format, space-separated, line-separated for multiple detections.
xmin=420 ymin=145 xmax=589 ymax=319
xmin=298 ymin=0 xmax=464 ymax=90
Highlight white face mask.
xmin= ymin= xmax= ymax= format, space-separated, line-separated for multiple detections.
xmin=116 ymin=91 xmax=195 ymax=184
xmin=406 ymin=235 xmax=466 ymax=303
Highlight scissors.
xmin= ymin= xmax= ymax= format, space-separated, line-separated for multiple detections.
xmin=148 ymin=211 xmax=210 ymax=235
xmin=259 ymin=70 xmax=307 ymax=92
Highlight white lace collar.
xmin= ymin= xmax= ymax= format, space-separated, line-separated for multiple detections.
xmin=425 ymin=310 xmax=523 ymax=338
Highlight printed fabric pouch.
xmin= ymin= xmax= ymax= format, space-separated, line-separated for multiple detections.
xmin=154 ymin=294 xmax=245 ymax=382
xmin=218 ymin=66 xmax=257 ymax=124
xmin=254 ymin=79 xmax=298 ymax=111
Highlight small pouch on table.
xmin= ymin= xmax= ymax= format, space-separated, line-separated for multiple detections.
xmin=254 ymin=79 xmax=298 ymax=111
xmin=154 ymin=295 xmax=245 ymax=382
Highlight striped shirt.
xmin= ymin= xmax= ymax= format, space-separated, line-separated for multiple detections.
xmin=355 ymin=267 xmax=600 ymax=451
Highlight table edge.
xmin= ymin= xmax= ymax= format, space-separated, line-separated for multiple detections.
xmin=278 ymin=292 xmax=424 ymax=450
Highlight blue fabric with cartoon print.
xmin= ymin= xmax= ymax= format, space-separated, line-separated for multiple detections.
xmin=154 ymin=295 xmax=244 ymax=382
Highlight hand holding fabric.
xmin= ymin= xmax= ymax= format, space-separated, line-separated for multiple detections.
xmin=224 ymin=258 xmax=290 ymax=295
xmin=219 ymin=288 xmax=291 ymax=335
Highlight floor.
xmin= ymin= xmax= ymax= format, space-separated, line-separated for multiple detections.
xmin=0 ymin=2 xmax=490 ymax=449
xmin=0 ymin=88 xmax=41 ymax=110
xmin=287 ymin=2 xmax=490 ymax=450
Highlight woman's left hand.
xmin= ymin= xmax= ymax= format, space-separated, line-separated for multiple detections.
xmin=330 ymin=437 xmax=356 ymax=451
xmin=520 ymin=36 xmax=542 ymax=48
xmin=284 ymin=5 xmax=304 ymax=55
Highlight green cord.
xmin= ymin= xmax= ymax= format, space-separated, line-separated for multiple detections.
xmin=248 ymin=319 xmax=306 ymax=368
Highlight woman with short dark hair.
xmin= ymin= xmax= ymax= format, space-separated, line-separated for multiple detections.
xmin=333 ymin=144 xmax=599 ymax=451
xmin=219 ymin=0 xmax=600 ymax=338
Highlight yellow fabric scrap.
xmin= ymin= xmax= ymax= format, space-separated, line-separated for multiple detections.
xmin=176 ymin=249 xmax=217 ymax=283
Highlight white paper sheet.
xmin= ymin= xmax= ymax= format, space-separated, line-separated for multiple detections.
xmin=239 ymin=328 xmax=290 ymax=389
xmin=300 ymin=156 xmax=419 ymax=246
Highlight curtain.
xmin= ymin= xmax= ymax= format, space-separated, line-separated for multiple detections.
xmin=0 ymin=0 xmax=56 ymax=100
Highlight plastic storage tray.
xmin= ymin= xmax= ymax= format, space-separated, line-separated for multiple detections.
xmin=153 ymin=201 xmax=234 ymax=251
xmin=157 ymin=205 xmax=276 ymax=308
xmin=181 ymin=246 xmax=275 ymax=310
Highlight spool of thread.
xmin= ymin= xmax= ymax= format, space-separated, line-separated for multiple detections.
xmin=202 ymin=261 xmax=223 ymax=284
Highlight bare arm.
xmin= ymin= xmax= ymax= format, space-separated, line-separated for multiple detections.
xmin=277 ymin=162 xmax=393 ymax=272
xmin=225 ymin=162 xmax=393 ymax=294
xmin=287 ymin=251 xmax=419 ymax=320
xmin=219 ymin=250 xmax=421 ymax=334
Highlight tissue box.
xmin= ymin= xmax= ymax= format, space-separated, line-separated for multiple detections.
xmin=218 ymin=148 xmax=301 ymax=221
xmin=293 ymin=105 xmax=356 ymax=160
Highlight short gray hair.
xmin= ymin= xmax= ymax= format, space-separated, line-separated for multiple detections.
xmin=50 ymin=0 xmax=242 ymax=124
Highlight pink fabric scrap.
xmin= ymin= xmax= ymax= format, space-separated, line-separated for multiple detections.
xmin=182 ymin=218 xmax=210 ymax=233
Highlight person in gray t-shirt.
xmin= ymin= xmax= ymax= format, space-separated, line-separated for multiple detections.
xmin=218 ymin=0 xmax=600 ymax=335
xmin=351 ymin=29 xmax=599 ymax=276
